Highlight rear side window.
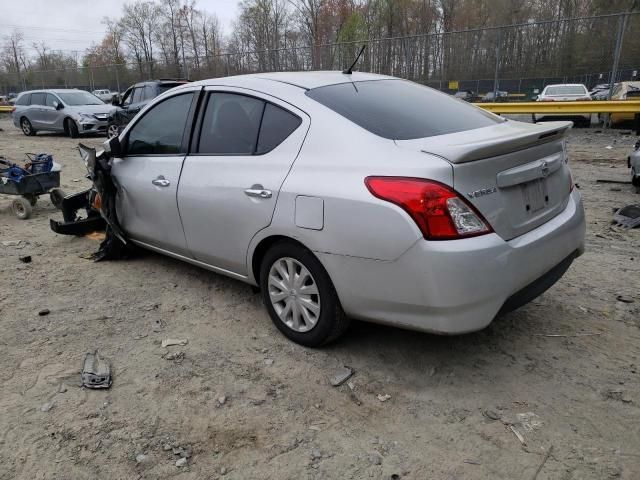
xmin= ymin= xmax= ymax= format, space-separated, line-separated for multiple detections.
xmin=31 ymin=92 xmax=46 ymax=105
xmin=198 ymin=93 xmax=264 ymax=155
xmin=306 ymin=80 xmax=499 ymax=140
xmin=16 ymin=93 xmax=31 ymax=106
xmin=256 ymin=104 xmax=301 ymax=154
xmin=144 ymin=85 xmax=156 ymax=99
xmin=127 ymin=93 xmax=193 ymax=155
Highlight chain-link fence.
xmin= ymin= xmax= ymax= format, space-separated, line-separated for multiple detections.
xmin=1 ymin=12 xmax=639 ymax=97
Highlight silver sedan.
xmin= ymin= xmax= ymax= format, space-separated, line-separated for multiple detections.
xmin=99 ymin=72 xmax=585 ymax=346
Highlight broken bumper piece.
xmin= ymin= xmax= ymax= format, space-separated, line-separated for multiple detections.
xmin=49 ymin=188 xmax=106 ymax=236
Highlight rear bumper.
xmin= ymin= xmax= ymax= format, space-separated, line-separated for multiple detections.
xmin=317 ymin=189 xmax=585 ymax=334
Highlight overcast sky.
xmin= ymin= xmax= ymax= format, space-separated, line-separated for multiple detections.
xmin=4 ymin=0 xmax=240 ymax=55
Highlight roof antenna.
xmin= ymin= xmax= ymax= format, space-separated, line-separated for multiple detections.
xmin=342 ymin=45 xmax=367 ymax=75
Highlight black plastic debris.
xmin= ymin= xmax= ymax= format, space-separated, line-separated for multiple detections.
xmin=19 ymin=255 xmax=31 ymax=263
xmin=81 ymin=351 xmax=112 ymax=389
xmin=613 ymin=204 xmax=640 ymax=229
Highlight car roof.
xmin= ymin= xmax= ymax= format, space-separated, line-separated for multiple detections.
xmin=544 ymin=84 xmax=587 ymax=88
xmin=190 ymin=71 xmax=395 ymax=91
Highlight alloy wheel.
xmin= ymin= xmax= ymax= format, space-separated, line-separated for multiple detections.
xmin=21 ymin=119 xmax=31 ymax=135
xmin=267 ymin=257 xmax=321 ymax=333
xmin=107 ymin=124 xmax=119 ymax=138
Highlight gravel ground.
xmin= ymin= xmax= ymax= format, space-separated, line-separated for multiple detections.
xmin=1 ymin=115 xmax=639 ymax=480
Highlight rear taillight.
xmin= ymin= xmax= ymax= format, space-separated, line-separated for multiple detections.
xmin=365 ymin=177 xmax=493 ymax=240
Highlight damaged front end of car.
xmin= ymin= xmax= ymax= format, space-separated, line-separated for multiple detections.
xmin=50 ymin=141 xmax=133 ymax=261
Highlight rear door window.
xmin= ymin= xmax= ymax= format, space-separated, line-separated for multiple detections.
xmin=144 ymin=85 xmax=156 ymax=100
xmin=31 ymin=92 xmax=46 ymax=105
xmin=198 ymin=93 xmax=265 ymax=155
xmin=306 ymin=79 xmax=499 ymax=140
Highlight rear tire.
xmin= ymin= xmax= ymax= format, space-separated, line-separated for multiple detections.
xmin=66 ymin=118 xmax=79 ymax=138
xmin=107 ymin=123 xmax=120 ymax=139
xmin=260 ymin=241 xmax=350 ymax=347
xmin=12 ymin=197 xmax=32 ymax=220
xmin=21 ymin=117 xmax=35 ymax=136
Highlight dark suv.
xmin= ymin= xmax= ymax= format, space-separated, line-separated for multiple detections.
xmin=107 ymin=79 xmax=190 ymax=137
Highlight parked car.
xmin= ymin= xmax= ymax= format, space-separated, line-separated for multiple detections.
xmin=453 ymin=90 xmax=478 ymax=102
xmin=608 ymin=81 xmax=640 ymax=127
xmin=107 ymin=79 xmax=190 ymax=138
xmin=589 ymin=83 xmax=612 ymax=100
xmin=55 ymin=72 xmax=585 ymax=346
xmin=11 ymin=89 xmax=115 ymax=137
xmin=92 ymin=89 xmax=116 ymax=103
xmin=481 ymin=90 xmax=508 ymax=102
xmin=629 ymin=140 xmax=640 ymax=193
xmin=534 ymin=83 xmax=591 ymax=126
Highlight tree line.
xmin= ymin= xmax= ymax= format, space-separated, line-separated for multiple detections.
xmin=1 ymin=0 xmax=639 ymax=93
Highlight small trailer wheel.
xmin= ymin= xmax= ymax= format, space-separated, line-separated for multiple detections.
xmin=49 ymin=188 xmax=67 ymax=209
xmin=12 ymin=197 xmax=33 ymax=220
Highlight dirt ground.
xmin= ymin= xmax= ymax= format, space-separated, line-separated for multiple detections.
xmin=0 ymin=114 xmax=639 ymax=480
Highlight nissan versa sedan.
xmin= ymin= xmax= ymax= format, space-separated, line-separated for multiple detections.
xmin=69 ymin=72 xmax=586 ymax=346
xmin=12 ymin=89 xmax=114 ymax=137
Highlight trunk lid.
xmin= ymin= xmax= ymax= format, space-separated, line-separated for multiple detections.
xmin=396 ymin=120 xmax=573 ymax=240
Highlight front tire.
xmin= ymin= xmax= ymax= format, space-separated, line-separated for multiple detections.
xmin=260 ymin=241 xmax=350 ymax=347
xmin=106 ymin=123 xmax=120 ymax=139
xmin=21 ymin=118 xmax=35 ymax=136
xmin=66 ymin=118 xmax=79 ymax=138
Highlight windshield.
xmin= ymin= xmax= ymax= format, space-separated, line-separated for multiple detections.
xmin=306 ymin=79 xmax=500 ymax=140
xmin=57 ymin=91 xmax=104 ymax=106
xmin=545 ymin=86 xmax=587 ymax=96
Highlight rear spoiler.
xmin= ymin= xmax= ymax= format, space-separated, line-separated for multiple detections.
xmin=411 ymin=121 xmax=572 ymax=164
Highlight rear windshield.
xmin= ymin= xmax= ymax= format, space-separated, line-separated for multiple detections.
xmin=306 ymin=79 xmax=499 ymax=140
xmin=158 ymin=83 xmax=186 ymax=95
xmin=545 ymin=86 xmax=587 ymax=96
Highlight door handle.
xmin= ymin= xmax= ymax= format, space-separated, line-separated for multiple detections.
xmin=244 ymin=187 xmax=272 ymax=199
xmin=152 ymin=176 xmax=170 ymax=187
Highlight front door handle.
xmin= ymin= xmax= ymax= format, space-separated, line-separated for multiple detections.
xmin=152 ymin=176 xmax=170 ymax=187
xmin=244 ymin=187 xmax=272 ymax=199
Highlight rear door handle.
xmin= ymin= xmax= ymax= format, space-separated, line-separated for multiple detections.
xmin=244 ymin=187 xmax=272 ymax=199
xmin=152 ymin=176 xmax=170 ymax=187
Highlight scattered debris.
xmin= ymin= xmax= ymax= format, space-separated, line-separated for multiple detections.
xmin=509 ymin=425 xmax=526 ymax=446
xmin=18 ymin=255 xmax=31 ymax=263
xmin=616 ymin=295 xmax=635 ymax=304
xmin=264 ymin=358 xmax=274 ymax=366
xmin=516 ymin=412 xmax=543 ymax=432
xmin=40 ymin=401 xmax=55 ymax=412
xmin=220 ymin=466 xmax=227 ymax=475
xmin=377 ymin=394 xmax=391 ymax=402
xmin=605 ymin=145 xmax=613 ymax=149
xmin=531 ymin=446 xmax=554 ymax=480
xmin=604 ymin=388 xmax=632 ymax=403
xmin=463 ymin=459 xmax=482 ymax=465
xmin=81 ymin=351 xmax=112 ymax=389
xmin=58 ymin=383 xmax=67 ymax=393
xmin=175 ymin=457 xmax=188 ymax=467
xmin=596 ymin=179 xmax=631 ymax=184
xmin=483 ymin=410 xmax=501 ymax=421
xmin=329 ymin=366 xmax=354 ymax=386
xmin=135 ymin=453 xmax=147 ymax=463
xmin=164 ymin=351 xmax=185 ymax=362
xmin=161 ymin=338 xmax=188 ymax=347
xmin=534 ymin=332 xmax=602 ymax=338
xmin=151 ymin=319 xmax=164 ymax=332
xmin=613 ymin=204 xmax=640 ymax=229
xmin=38 ymin=308 xmax=50 ymax=316
xmin=347 ymin=381 xmax=356 ymax=390
xmin=217 ymin=395 xmax=227 ymax=405
xmin=310 ymin=448 xmax=322 ymax=460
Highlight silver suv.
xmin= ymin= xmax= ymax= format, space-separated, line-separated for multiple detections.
xmin=12 ymin=89 xmax=115 ymax=137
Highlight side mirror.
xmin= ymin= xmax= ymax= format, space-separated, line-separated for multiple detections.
xmin=107 ymin=135 xmax=123 ymax=157
xmin=111 ymin=96 xmax=120 ymax=107
xmin=54 ymin=101 xmax=63 ymax=110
